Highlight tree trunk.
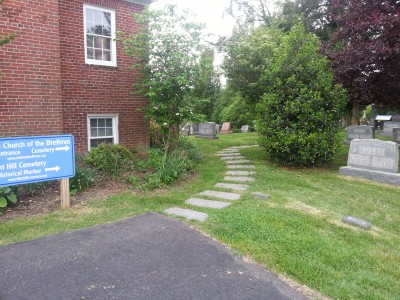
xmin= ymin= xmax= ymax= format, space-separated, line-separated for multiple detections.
xmin=351 ymin=101 xmax=360 ymax=125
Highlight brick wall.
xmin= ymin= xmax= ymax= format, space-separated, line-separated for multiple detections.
xmin=59 ymin=0 xmax=150 ymax=152
xmin=0 ymin=0 xmax=64 ymax=137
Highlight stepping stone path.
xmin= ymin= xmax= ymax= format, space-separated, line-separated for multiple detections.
xmin=165 ymin=145 xmax=264 ymax=222
xmin=220 ymin=156 xmax=246 ymax=160
xmin=224 ymin=176 xmax=255 ymax=182
xmin=224 ymin=160 xmax=251 ymax=164
xmin=215 ymin=183 xmax=249 ymax=191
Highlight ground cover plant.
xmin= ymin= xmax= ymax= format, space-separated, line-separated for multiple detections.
xmin=0 ymin=133 xmax=399 ymax=299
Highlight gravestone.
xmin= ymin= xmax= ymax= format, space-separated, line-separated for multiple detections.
xmin=215 ymin=124 xmax=221 ymax=133
xmin=393 ymin=128 xmax=400 ymax=144
xmin=196 ymin=122 xmax=218 ymax=139
xmin=181 ymin=124 xmax=190 ymax=137
xmin=381 ymin=121 xmax=400 ymax=136
xmin=191 ymin=124 xmax=199 ymax=136
xmin=345 ymin=126 xmax=374 ymax=144
xmin=241 ymin=125 xmax=250 ymax=133
xmin=339 ymin=139 xmax=400 ymax=185
xmin=220 ymin=122 xmax=232 ymax=134
xmin=391 ymin=115 xmax=400 ymax=122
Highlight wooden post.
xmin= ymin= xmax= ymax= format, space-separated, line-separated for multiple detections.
xmin=60 ymin=178 xmax=70 ymax=209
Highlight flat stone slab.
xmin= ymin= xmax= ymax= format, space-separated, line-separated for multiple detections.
xmin=342 ymin=215 xmax=371 ymax=230
xmin=252 ymin=192 xmax=270 ymax=199
xmin=215 ymin=183 xmax=249 ymax=191
xmin=220 ymin=156 xmax=246 ymax=160
xmin=219 ymin=149 xmax=240 ymax=152
xmin=227 ymin=165 xmax=256 ymax=169
xmin=229 ymin=145 xmax=258 ymax=149
xmin=226 ymin=171 xmax=256 ymax=176
xmin=339 ymin=166 xmax=400 ymax=186
xmin=224 ymin=176 xmax=255 ymax=182
xmin=199 ymin=190 xmax=241 ymax=201
xmin=165 ymin=207 xmax=208 ymax=222
xmin=218 ymin=153 xmax=242 ymax=157
xmin=224 ymin=160 xmax=251 ymax=164
xmin=186 ymin=198 xmax=232 ymax=209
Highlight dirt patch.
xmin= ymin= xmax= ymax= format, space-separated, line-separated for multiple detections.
xmin=0 ymin=180 xmax=130 ymax=222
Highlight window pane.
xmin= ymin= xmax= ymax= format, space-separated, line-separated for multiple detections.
xmin=85 ymin=9 xmax=93 ymax=22
xmin=106 ymin=119 xmax=112 ymax=127
xmin=94 ymin=36 xmax=103 ymax=48
xmin=94 ymin=10 xmax=103 ymax=25
xmin=103 ymin=38 xmax=111 ymax=50
xmin=95 ymin=49 xmax=102 ymax=60
xmin=94 ymin=25 xmax=103 ymax=35
xmin=98 ymin=128 xmax=106 ymax=136
xmin=86 ymin=22 xmax=94 ymax=34
xmin=87 ymin=35 xmax=94 ymax=47
xmin=87 ymin=48 xmax=94 ymax=59
xmin=90 ymin=119 xmax=97 ymax=127
xmin=103 ymin=51 xmax=111 ymax=61
xmin=90 ymin=139 xmax=98 ymax=148
xmin=106 ymin=128 xmax=113 ymax=136
xmin=98 ymin=119 xmax=105 ymax=127
xmin=90 ymin=128 xmax=97 ymax=137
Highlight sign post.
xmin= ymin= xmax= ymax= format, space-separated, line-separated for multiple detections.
xmin=0 ymin=135 xmax=75 ymax=208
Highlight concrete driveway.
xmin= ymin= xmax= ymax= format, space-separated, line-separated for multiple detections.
xmin=0 ymin=213 xmax=309 ymax=300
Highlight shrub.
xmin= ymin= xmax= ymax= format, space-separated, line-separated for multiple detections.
xmin=69 ymin=166 xmax=97 ymax=196
xmin=0 ymin=186 xmax=17 ymax=211
xmin=256 ymin=25 xmax=347 ymax=167
xmin=86 ymin=143 xmax=135 ymax=179
xmin=139 ymin=138 xmax=203 ymax=189
xmin=221 ymin=94 xmax=255 ymax=130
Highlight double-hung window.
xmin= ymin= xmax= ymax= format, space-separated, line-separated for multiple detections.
xmin=84 ymin=4 xmax=117 ymax=66
xmin=88 ymin=115 xmax=119 ymax=150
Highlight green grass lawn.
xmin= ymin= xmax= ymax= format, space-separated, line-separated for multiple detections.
xmin=1 ymin=133 xmax=399 ymax=299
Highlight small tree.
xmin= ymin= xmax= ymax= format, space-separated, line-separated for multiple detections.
xmin=256 ymin=25 xmax=347 ymax=167
xmin=121 ymin=5 xmax=206 ymax=160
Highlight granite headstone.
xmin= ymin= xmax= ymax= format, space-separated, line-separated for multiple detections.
xmin=220 ymin=122 xmax=232 ymax=134
xmin=345 ymin=126 xmax=374 ymax=144
xmin=197 ymin=122 xmax=218 ymax=139
xmin=191 ymin=124 xmax=199 ymax=135
xmin=241 ymin=125 xmax=250 ymax=133
xmin=339 ymin=139 xmax=400 ymax=185
xmin=393 ymin=128 xmax=400 ymax=144
xmin=382 ymin=121 xmax=400 ymax=136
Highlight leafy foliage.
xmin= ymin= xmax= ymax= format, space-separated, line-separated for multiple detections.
xmin=138 ymin=138 xmax=203 ymax=190
xmin=256 ymin=25 xmax=347 ymax=166
xmin=220 ymin=92 xmax=255 ymax=130
xmin=69 ymin=166 xmax=97 ymax=196
xmin=86 ymin=144 xmax=135 ymax=179
xmin=276 ymin=0 xmax=335 ymax=40
xmin=120 ymin=5 xmax=207 ymax=160
xmin=326 ymin=0 xmax=400 ymax=106
xmin=222 ymin=25 xmax=282 ymax=104
xmin=0 ymin=186 xmax=17 ymax=210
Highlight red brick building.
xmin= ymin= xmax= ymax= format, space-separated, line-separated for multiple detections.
xmin=0 ymin=0 xmax=151 ymax=152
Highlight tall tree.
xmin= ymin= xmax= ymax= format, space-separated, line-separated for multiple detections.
xmin=276 ymin=0 xmax=335 ymax=40
xmin=222 ymin=25 xmax=282 ymax=103
xmin=191 ymin=48 xmax=221 ymax=119
xmin=120 ymin=5 xmax=206 ymax=160
xmin=326 ymin=0 xmax=400 ymax=116
xmin=227 ymin=0 xmax=275 ymax=27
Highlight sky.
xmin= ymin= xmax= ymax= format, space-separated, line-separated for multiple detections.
xmin=150 ymin=0 xmax=236 ymax=41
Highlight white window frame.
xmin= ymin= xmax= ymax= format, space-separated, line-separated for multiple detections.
xmin=83 ymin=4 xmax=117 ymax=67
xmin=87 ymin=114 xmax=119 ymax=151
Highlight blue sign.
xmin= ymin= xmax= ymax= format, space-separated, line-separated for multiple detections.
xmin=0 ymin=135 xmax=75 ymax=187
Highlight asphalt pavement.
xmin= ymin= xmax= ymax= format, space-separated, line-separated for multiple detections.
xmin=0 ymin=213 xmax=309 ymax=300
